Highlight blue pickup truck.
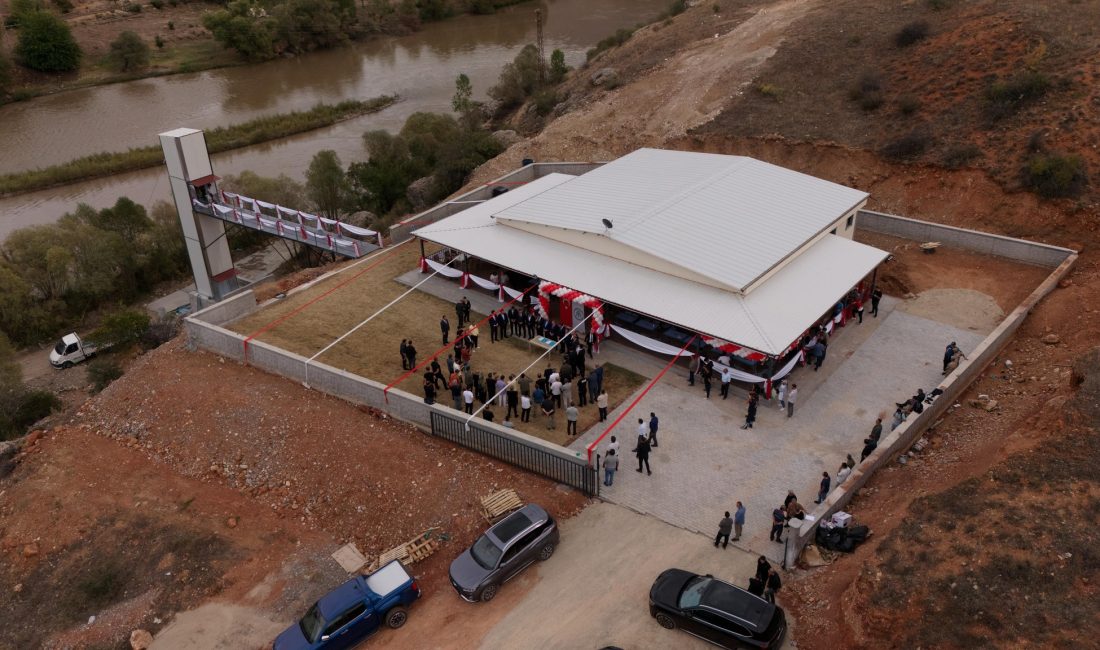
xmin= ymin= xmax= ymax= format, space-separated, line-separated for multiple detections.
xmin=274 ymin=560 xmax=421 ymax=650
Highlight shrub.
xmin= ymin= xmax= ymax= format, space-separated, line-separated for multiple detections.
xmin=928 ymin=0 xmax=952 ymax=9
xmin=124 ymin=1 xmax=142 ymax=12
xmin=12 ymin=390 xmax=61 ymax=431
xmin=895 ymin=21 xmax=930 ymax=47
xmin=167 ymin=20 xmax=175 ymax=29
xmin=107 ymin=31 xmax=150 ymax=73
xmin=202 ymin=1 xmax=275 ymax=62
xmin=881 ymin=131 xmax=931 ymax=161
xmin=140 ymin=314 xmax=180 ymax=350
xmin=14 ymin=11 xmax=82 ymax=72
xmin=1023 ymin=153 xmax=1087 ymax=198
xmin=849 ymin=72 xmax=883 ymax=111
xmin=87 ymin=358 xmax=124 ymax=393
xmin=548 ymin=48 xmax=568 ymax=84
xmin=659 ymin=0 xmax=687 ymax=20
xmin=942 ymin=144 xmax=980 ymax=169
xmin=89 ymin=308 xmax=151 ymax=348
xmin=587 ymin=27 xmax=634 ymax=62
xmin=986 ymin=71 xmax=1051 ymax=120
xmin=488 ymin=44 xmax=544 ymax=109
xmin=155 ymin=35 xmax=165 ymax=49
xmin=150 ymin=0 xmax=163 ymax=7
xmin=532 ymin=88 xmax=558 ymax=116
xmin=76 ymin=560 xmax=131 ymax=607
xmin=897 ymin=94 xmax=920 ymax=115
xmin=51 ymin=0 xmax=74 ymax=13
xmin=754 ymin=82 xmax=782 ymax=100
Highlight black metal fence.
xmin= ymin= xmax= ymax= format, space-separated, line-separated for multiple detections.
xmin=430 ymin=411 xmax=599 ymax=496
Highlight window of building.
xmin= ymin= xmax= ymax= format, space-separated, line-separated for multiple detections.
xmin=846 ymin=214 xmax=854 ymax=229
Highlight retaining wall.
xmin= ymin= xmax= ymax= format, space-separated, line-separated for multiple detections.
xmin=785 ymin=248 xmax=1077 ymax=568
xmin=858 ymin=210 xmax=1074 ymax=268
xmin=189 ymin=289 xmax=259 ymax=325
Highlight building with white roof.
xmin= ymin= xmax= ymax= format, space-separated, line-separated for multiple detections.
xmin=413 ymin=149 xmax=888 ymax=371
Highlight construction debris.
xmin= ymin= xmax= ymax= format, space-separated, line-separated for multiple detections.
xmin=481 ymin=488 xmax=523 ymax=522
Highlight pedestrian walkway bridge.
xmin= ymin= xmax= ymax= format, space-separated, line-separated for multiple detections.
xmin=192 ymin=191 xmax=382 ymax=259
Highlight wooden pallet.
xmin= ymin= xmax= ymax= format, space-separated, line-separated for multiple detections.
xmin=481 ymin=488 xmax=523 ymax=523
xmin=363 ymin=527 xmax=441 ymax=574
xmin=920 ymin=241 xmax=942 ymax=253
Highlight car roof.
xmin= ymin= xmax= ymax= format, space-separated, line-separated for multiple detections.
xmin=62 ymin=333 xmax=79 ymax=345
xmin=703 ymin=580 xmax=775 ymax=630
xmin=316 ymin=576 xmax=367 ymax=620
xmin=488 ymin=504 xmax=548 ymax=545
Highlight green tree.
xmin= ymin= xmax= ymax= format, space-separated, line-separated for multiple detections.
xmin=549 ymin=48 xmax=568 ymax=83
xmin=1 ymin=224 xmax=74 ymax=301
xmin=203 ymin=1 xmax=274 ymax=62
xmin=488 ymin=44 xmax=544 ymax=109
xmin=107 ymin=31 xmax=150 ymax=72
xmin=15 ymin=10 xmax=82 ymax=72
xmin=6 ymin=0 xmax=45 ymax=27
xmin=452 ymin=73 xmax=473 ymax=116
xmin=88 ymin=196 xmax=152 ymax=240
xmin=273 ymin=0 xmax=354 ymax=53
xmin=348 ymin=131 xmax=418 ymax=215
xmin=88 ymin=308 xmax=150 ymax=347
xmin=306 ymin=150 xmax=351 ymax=219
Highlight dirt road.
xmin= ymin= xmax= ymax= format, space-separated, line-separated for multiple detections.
xmin=363 ymin=502 xmax=789 ymax=650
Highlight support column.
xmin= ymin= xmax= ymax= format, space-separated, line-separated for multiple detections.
xmin=159 ymin=128 xmax=237 ymax=305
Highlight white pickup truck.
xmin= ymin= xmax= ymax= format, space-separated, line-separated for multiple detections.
xmin=49 ymin=333 xmax=102 ymax=368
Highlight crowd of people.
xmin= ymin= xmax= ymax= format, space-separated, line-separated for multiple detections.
xmin=414 ymin=295 xmax=611 ymax=435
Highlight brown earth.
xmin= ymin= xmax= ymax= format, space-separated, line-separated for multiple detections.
xmin=0 ymin=335 xmax=588 ymax=648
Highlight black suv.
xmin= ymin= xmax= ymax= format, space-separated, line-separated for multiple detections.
xmin=448 ymin=504 xmax=559 ymax=602
xmin=649 ymin=569 xmax=787 ymax=649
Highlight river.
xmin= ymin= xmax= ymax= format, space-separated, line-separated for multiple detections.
xmin=0 ymin=0 xmax=667 ymax=240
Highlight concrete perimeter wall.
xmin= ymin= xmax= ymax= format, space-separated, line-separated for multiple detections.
xmin=858 ymin=210 xmax=1074 ymax=268
xmin=183 ymin=303 xmax=588 ymax=479
xmin=786 ymin=241 xmax=1077 ymax=568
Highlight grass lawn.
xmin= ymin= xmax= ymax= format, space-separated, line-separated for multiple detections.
xmin=230 ymin=243 xmax=649 ymax=446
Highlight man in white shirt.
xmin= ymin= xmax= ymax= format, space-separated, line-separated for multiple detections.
xmin=787 ymin=384 xmax=798 ymax=418
xmin=520 ymin=394 xmax=532 ymax=422
xmin=637 ymin=418 xmax=648 ymax=439
xmin=606 ymin=435 xmax=620 ymax=457
xmin=550 ymin=379 xmax=563 ymax=408
xmin=720 ymin=368 xmax=732 ymax=399
xmin=462 ymin=387 xmax=474 ymax=414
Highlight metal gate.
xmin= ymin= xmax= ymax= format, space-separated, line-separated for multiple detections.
xmin=430 ymin=411 xmax=599 ymax=496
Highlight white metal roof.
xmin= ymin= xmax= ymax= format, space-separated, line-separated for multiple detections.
xmin=492 ymin=149 xmax=868 ymax=292
xmin=414 ymin=174 xmax=887 ymax=355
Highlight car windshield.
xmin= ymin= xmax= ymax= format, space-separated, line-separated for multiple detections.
xmin=470 ymin=534 xmax=503 ymax=570
xmin=679 ymin=576 xmax=713 ymax=609
xmin=299 ymin=603 xmax=325 ymax=643
xmin=54 ymin=340 xmax=66 ymax=355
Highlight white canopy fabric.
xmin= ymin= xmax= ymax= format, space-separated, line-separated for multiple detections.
xmin=413 ymin=174 xmax=887 ymax=356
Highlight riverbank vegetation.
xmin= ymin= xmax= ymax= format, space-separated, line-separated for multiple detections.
xmin=0 ymin=198 xmax=187 ymax=347
xmin=0 ymin=95 xmax=396 ymax=197
xmin=0 ymin=0 xmax=532 ymax=105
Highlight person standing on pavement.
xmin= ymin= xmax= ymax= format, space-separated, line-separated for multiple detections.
xmin=520 ymin=393 xmax=531 ymax=422
xmin=399 ymin=339 xmax=409 ymax=370
xmin=603 ymin=449 xmax=619 ymax=486
xmin=815 ymin=471 xmax=831 ymax=504
xmin=550 ymin=377 xmax=563 ymax=408
xmin=787 ymin=384 xmax=798 ymax=418
xmin=688 ymin=354 xmax=700 ymax=386
xmin=440 ymin=315 xmax=450 ymax=345
xmin=637 ymin=418 xmax=648 ymax=444
xmin=577 ymin=375 xmax=588 ymax=407
xmin=740 ymin=393 xmax=758 ymax=430
xmin=633 ymin=434 xmax=652 ymax=475
xmin=489 ymin=310 xmax=500 ymax=342
xmin=506 ymin=377 xmax=519 ymax=419
xmin=812 ymin=340 xmax=826 ymax=371
xmin=703 ymin=371 xmax=713 ymax=399
xmin=764 ymin=569 xmax=782 ymax=604
xmin=861 ymin=436 xmax=878 ymax=461
xmin=720 ymin=367 xmax=732 ymax=399
xmin=405 ymin=340 xmax=417 ymax=370
xmin=605 ymin=435 xmax=619 ymax=458
xmin=462 ymin=386 xmax=474 ymax=414
xmin=648 ymin=412 xmax=659 ymax=448
xmin=714 ymin=512 xmax=734 ymax=549
xmin=454 ymin=299 xmax=465 ymax=327
xmin=755 ymin=556 xmax=772 ymax=584
xmin=871 ymin=288 xmax=883 ymax=317
xmin=561 ymin=378 xmax=573 ymax=409
xmin=588 ymin=369 xmax=600 ymax=403
xmin=769 ymin=506 xmax=786 ymax=543
xmin=733 ymin=502 xmax=746 ymax=541
xmin=777 ymin=379 xmax=787 ymax=409
xmin=597 ymin=389 xmax=609 ymax=421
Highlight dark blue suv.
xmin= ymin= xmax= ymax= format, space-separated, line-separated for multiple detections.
xmin=274 ymin=560 xmax=421 ymax=650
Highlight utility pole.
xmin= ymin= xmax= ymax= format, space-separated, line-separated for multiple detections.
xmin=536 ymin=8 xmax=546 ymax=83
